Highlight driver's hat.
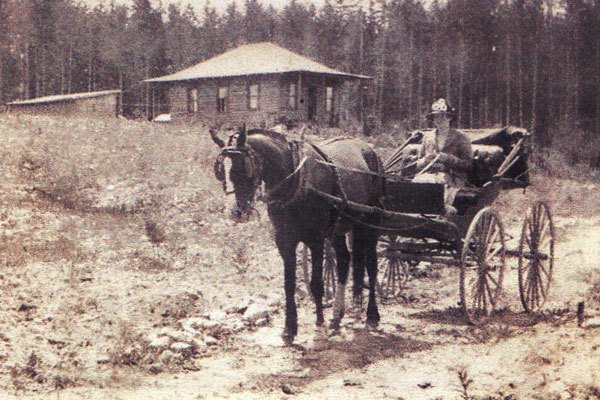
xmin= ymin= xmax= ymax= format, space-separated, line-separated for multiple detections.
xmin=428 ymin=98 xmax=456 ymax=121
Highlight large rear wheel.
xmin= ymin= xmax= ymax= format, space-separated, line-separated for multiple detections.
xmin=518 ymin=201 xmax=555 ymax=313
xmin=460 ymin=208 xmax=506 ymax=325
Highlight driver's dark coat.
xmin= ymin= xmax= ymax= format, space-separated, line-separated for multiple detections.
xmin=418 ymin=128 xmax=473 ymax=184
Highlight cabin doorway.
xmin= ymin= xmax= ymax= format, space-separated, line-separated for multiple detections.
xmin=307 ymin=86 xmax=317 ymax=121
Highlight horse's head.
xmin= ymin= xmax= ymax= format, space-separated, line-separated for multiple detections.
xmin=211 ymin=124 xmax=262 ymax=221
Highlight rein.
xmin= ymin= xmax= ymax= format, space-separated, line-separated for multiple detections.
xmin=266 ymin=156 xmax=308 ymax=201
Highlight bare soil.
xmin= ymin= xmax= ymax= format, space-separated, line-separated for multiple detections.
xmin=0 ymin=114 xmax=599 ymax=400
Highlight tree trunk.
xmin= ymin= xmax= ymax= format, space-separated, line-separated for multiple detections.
xmin=530 ymin=42 xmax=539 ymax=135
xmin=377 ymin=10 xmax=387 ymax=122
xmin=445 ymin=44 xmax=451 ymax=102
xmin=60 ymin=45 xmax=65 ymax=94
xmin=518 ymin=35 xmax=523 ymax=127
xmin=146 ymin=61 xmax=150 ymax=120
xmin=0 ymin=52 xmax=3 ymax=104
xmin=484 ymin=79 xmax=490 ymax=126
xmin=417 ymin=54 xmax=424 ymax=126
xmin=458 ymin=37 xmax=465 ymax=127
xmin=118 ymin=71 xmax=123 ymax=117
xmin=505 ymin=31 xmax=511 ymax=125
xmin=88 ymin=50 xmax=93 ymax=92
xmin=469 ymin=90 xmax=473 ymax=128
xmin=495 ymin=51 xmax=501 ymax=125
xmin=596 ymin=38 xmax=600 ymax=134
xmin=67 ymin=45 xmax=73 ymax=94
xmin=432 ymin=54 xmax=437 ymax=101
xmin=407 ymin=29 xmax=414 ymax=122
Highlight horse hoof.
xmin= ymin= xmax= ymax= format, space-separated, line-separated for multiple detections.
xmin=366 ymin=318 xmax=379 ymax=329
xmin=329 ymin=319 xmax=341 ymax=331
xmin=281 ymin=330 xmax=296 ymax=346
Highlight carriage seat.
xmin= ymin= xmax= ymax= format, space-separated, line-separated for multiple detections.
xmin=452 ymin=144 xmax=505 ymax=214
xmin=468 ymin=144 xmax=505 ymax=187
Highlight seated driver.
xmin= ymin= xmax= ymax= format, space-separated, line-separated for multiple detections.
xmin=414 ymin=98 xmax=473 ymax=213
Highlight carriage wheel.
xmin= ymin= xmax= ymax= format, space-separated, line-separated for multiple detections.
xmin=377 ymin=236 xmax=415 ymax=300
xmin=377 ymin=256 xmax=412 ymax=300
xmin=299 ymin=241 xmax=337 ymax=303
xmin=460 ymin=207 xmax=506 ymax=325
xmin=323 ymin=243 xmax=337 ymax=299
xmin=518 ymin=201 xmax=555 ymax=313
xmin=300 ymin=245 xmax=313 ymax=301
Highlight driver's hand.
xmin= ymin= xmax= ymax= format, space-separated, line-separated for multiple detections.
xmin=437 ymin=153 xmax=451 ymax=164
xmin=417 ymin=153 xmax=437 ymax=169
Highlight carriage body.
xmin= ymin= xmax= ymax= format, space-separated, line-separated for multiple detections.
xmin=381 ymin=126 xmax=531 ymax=239
xmin=298 ymin=126 xmax=552 ymax=324
xmin=373 ymin=127 xmax=553 ymax=324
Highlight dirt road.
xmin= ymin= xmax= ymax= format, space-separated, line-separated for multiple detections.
xmin=0 ymin=115 xmax=598 ymax=399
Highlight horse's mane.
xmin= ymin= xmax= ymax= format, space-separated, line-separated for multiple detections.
xmin=247 ymin=128 xmax=290 ymax=143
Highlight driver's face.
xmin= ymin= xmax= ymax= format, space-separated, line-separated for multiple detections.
xmin=433 ymin=113 xmax=450 ymax=129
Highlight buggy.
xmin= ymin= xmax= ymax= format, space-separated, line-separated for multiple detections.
xmin=302 ymin=126 xmax=554 ymax=325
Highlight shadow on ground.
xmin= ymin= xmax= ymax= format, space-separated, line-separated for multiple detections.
xmin=246 ymin=328 xmax=432 ymax=393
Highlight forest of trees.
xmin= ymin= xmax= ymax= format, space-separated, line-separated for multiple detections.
xmin=1 ymin=0 xmax=599 ymax=147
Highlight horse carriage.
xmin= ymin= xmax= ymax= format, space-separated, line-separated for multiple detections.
xmin=301 ymin=126 xmax=555 ymax=325
xmin=211 ymin=123 xmax=554 ymax=343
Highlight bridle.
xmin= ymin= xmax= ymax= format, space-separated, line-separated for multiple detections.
xmin=214 ymin=139 xmax=308 ymax=207
xmin=214 ymin=145 xmax=263 ymax=197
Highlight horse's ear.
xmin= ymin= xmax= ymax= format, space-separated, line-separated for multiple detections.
xmin=209 ymin=127 xmax=225 ymax=148
xmin=237 ymin=123 xmax=247 ymax=148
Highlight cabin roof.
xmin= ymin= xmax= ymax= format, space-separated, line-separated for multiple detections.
xmin=145 ymin=42 xmax=371 ymax=83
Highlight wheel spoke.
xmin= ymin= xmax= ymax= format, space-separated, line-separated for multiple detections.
xmin=537 ymin=209 xmax=547 ymax=237
xmin=526 ymin=271 xmax=534 ymax=303
xmin=484 ymin=225 xmax=499 ymax=256
xmin=527 ymin=214 xmax=534 ymax=236
xmin=538 ymin=232 xmax=552 ymax=250
xmin=485 ymin=279 xmax=495 ymax=308
xmin=481 ymin=275 xmax=488 ymax=314
xmin=488 ymin=244 xmax=504 ymax=260
xmin=538 ymin=261 xmax=550 ymax=279
xmin=538 ymin=273 xmax=547 ymax=299
xmin=480 ymin=216 xmax=491 ymax=249
xmin=486 ymin=271 xmax=499 ymax=288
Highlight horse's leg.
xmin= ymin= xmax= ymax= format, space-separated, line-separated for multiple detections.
xmin=330 ymin=233 xmax=351 ymax=330
xmin=352 ymin=228 xmax=366 ymax=308
xmin=364 ymin=230 xmax=381 ymax=327
xmin=276 ymin=233 xmax=299 ymax=344
xmin=306 ymin=238 xmax=325 ymax=327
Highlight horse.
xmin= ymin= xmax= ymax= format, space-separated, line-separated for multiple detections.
xmin=210 ymin=124 xmax=384 ymax=344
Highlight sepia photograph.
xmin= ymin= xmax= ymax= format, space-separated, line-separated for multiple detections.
xmin=0 ymin=0 xmax=599 ymax=398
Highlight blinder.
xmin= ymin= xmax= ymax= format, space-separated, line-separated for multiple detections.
xmin=214 ymin=155 xmax=226 ymax=183
xmin=214 ymin=146 xmax=262 ymax=194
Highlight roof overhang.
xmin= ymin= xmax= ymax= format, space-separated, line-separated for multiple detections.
xmin=8 ymin=90 xmax=121 ymax=106
xmin=144 ymin=70 xmax=371 ymax=83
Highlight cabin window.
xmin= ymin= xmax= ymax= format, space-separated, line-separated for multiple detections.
xmin=217 ymin=86 xmax=228 ymax=113
xmin=187 ymin=88 xmax=198 ymax=113
xmin=248 ymin=83 xmax=259 ymax=110
xmin=326 ymin=86 xmax=334 ymax=114
xmin=288 ymin=83 xmax=297 ymax=110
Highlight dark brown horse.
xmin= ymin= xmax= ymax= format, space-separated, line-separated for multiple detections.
xmin=211 ymin=125 xmax=384 ymax=344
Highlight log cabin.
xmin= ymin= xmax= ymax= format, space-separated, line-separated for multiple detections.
xmin=145 ymin=42 xmax=371 ymax=127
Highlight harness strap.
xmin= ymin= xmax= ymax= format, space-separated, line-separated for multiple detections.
xmin=308 ymin=142 xmax=348 ymax=208
xmin=265 ymin=140 xmax=307 ymax=206
xmin=266 ymin=156 xmax=307 ymax=199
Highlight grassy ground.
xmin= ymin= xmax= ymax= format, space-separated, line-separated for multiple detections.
xmin=0 ymin=113 xmax=599 ymax=399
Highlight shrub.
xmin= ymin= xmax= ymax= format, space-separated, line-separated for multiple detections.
xmin=533 ymin=126 xmax=600 ymax=181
